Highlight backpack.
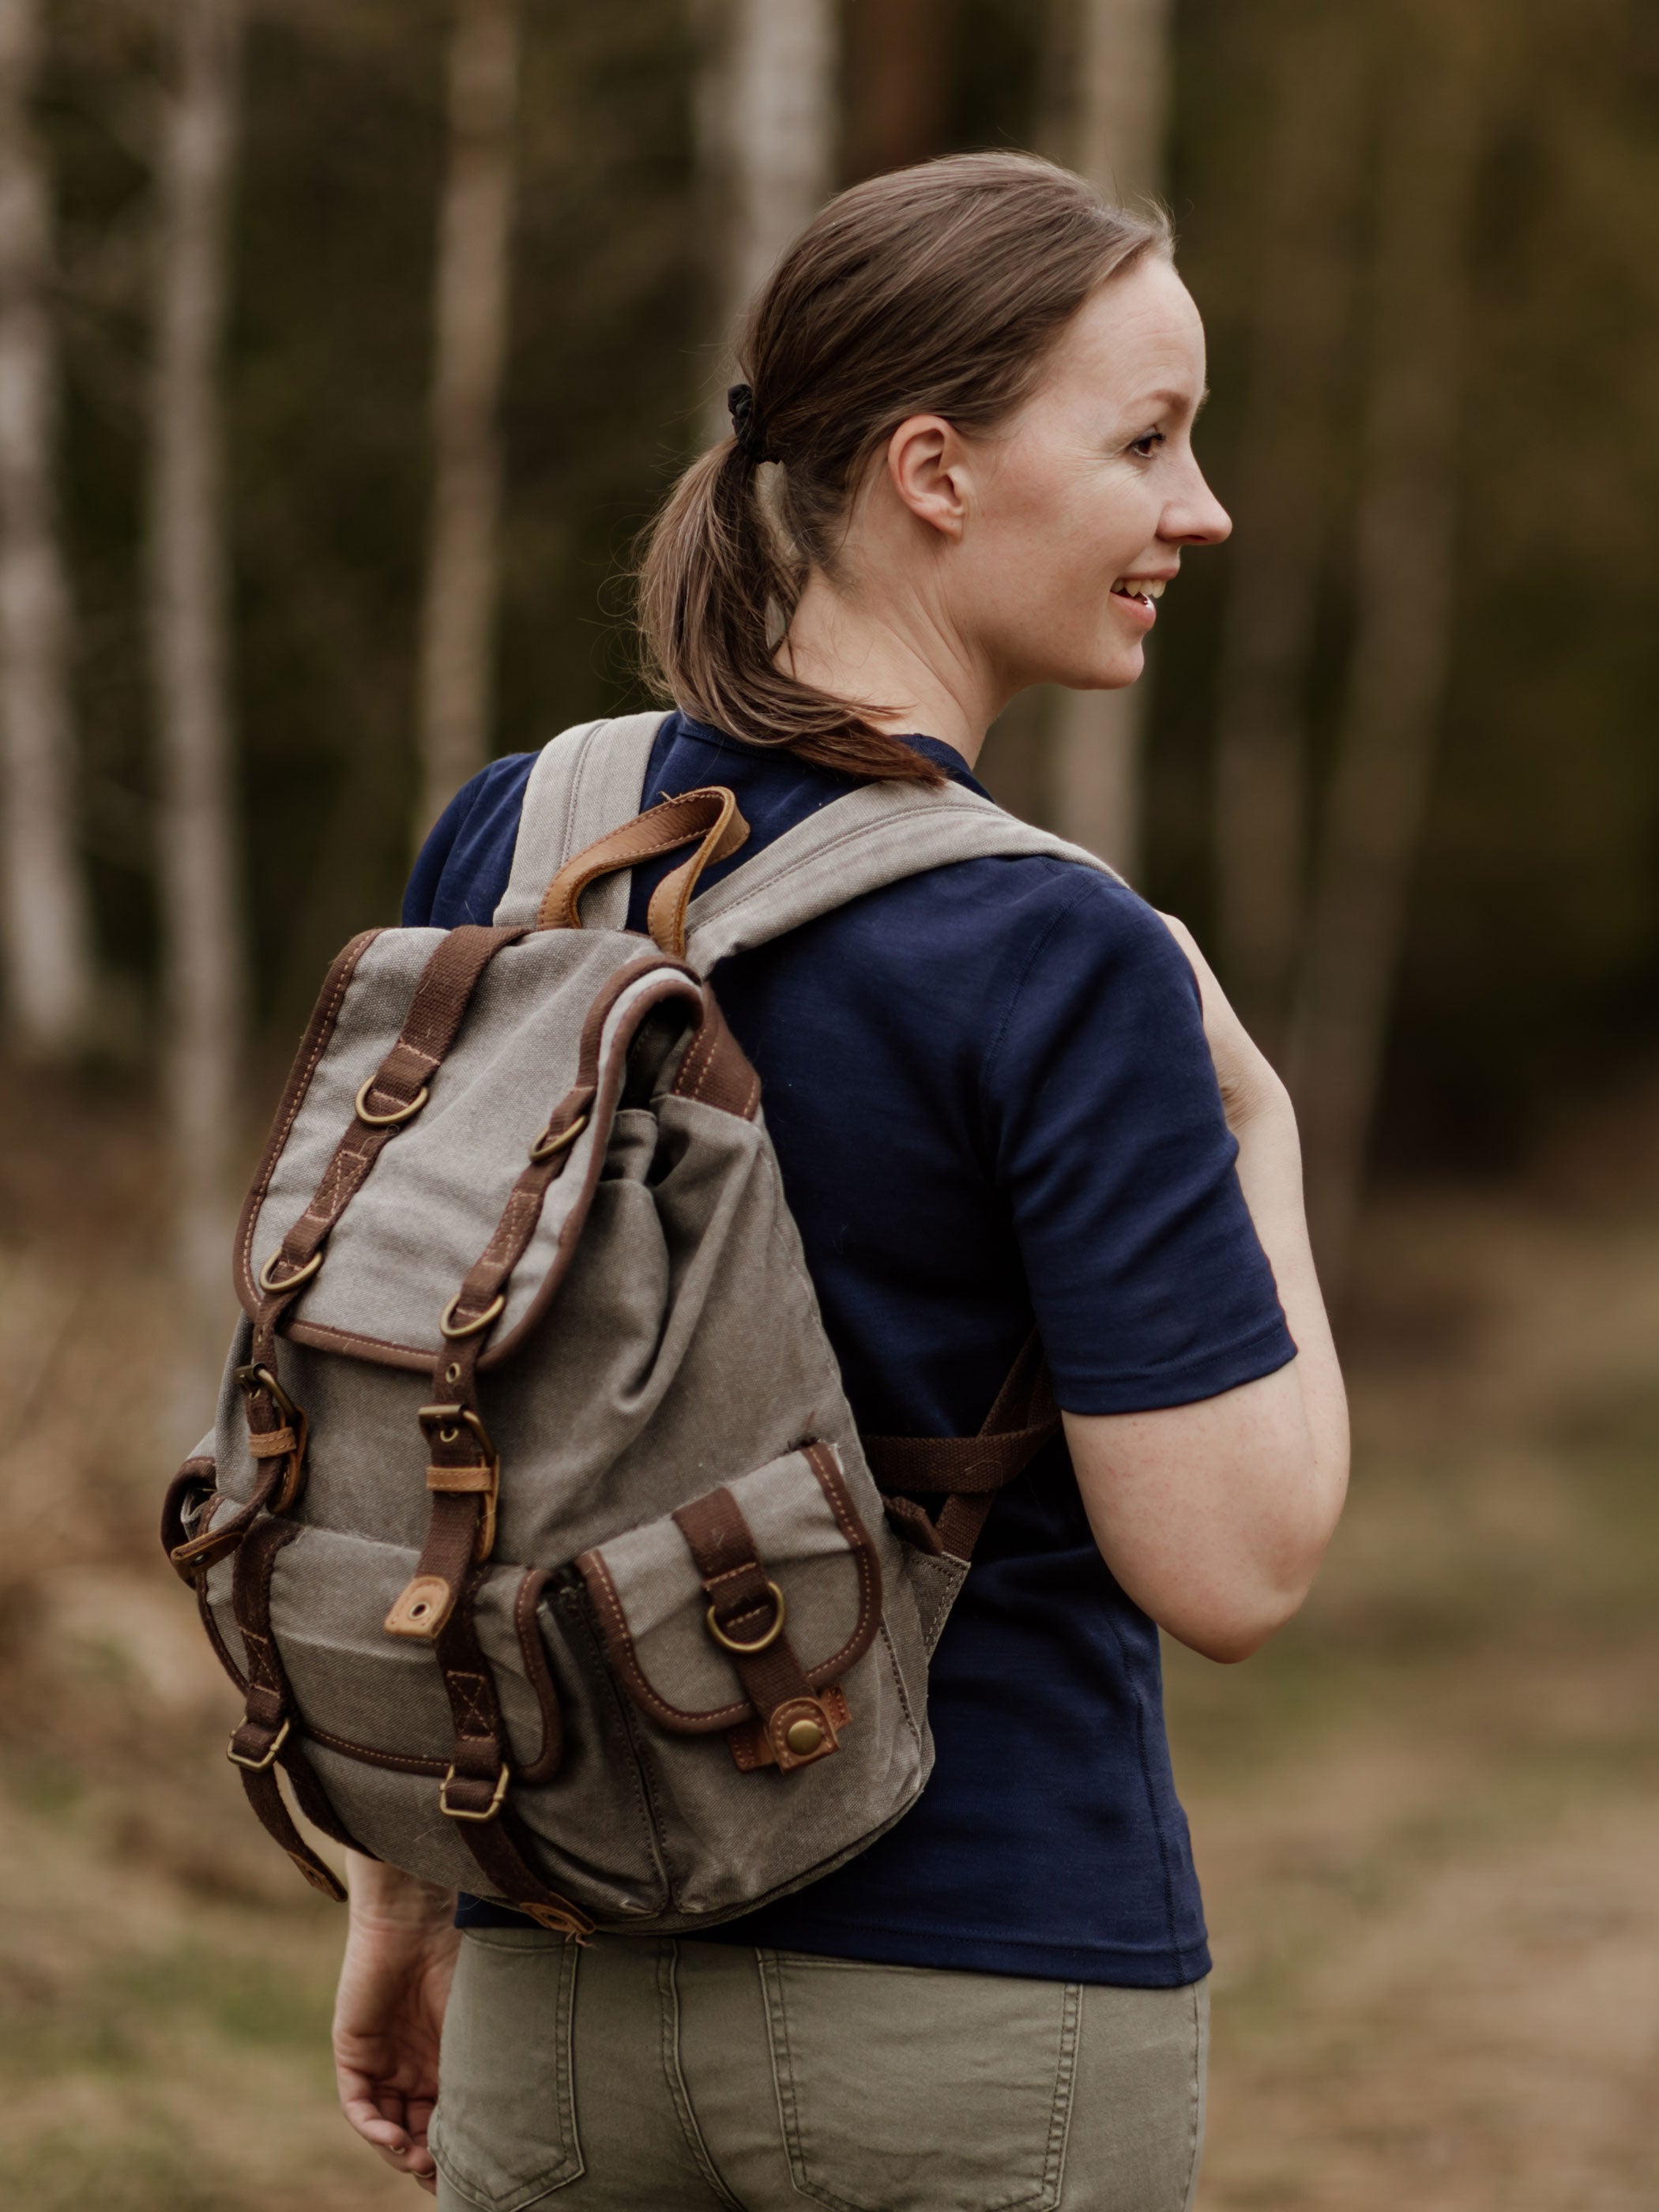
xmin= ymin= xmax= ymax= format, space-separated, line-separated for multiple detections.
xmin=162 ymin=710 xmax=1119 ymax=1936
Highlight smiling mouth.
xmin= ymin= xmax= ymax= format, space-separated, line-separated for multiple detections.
xmin=1110 ymin=575 xmax=1169 ymax=607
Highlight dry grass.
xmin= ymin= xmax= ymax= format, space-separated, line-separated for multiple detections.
xmin=3 ymin=1065 xmax=1657 ymax=2206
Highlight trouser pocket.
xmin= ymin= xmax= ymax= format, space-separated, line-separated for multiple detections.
xmin=760 ymin=1951 xmax=1080 ymax=2212
xmin=431 ymin=1929 xmax=584 ymax=2210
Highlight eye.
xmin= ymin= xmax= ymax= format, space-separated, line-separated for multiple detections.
xmin=1128 ymin=430 xmax=1166 ymax=459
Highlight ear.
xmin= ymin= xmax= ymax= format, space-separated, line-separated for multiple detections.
xmin=882 ymin=414 xmax=971 ymax=540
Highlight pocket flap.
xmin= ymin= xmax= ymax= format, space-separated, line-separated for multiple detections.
xmin=576 ymin=1443 xmax=881 ymax=1732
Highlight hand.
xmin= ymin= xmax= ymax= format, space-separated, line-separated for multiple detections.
xmin=333 ymin=1855 xmax=461 ymax=2195
xmin=1157 ymin=911 xmax=1288 ymax=1135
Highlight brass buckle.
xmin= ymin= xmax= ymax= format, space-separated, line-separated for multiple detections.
xmin=706 ymin=1580 xmax=787 ymax=1655
xmin=438 ymin=1291 xmax=507 ymax=1341
xmin=228 ymin=1716 xmax=290 ymax=1771
xmin=257 ymin=1247 xmax=322 ymax=1295
xmin=355 ymin=1074 xmax=431 ymax=1127
xmin=529 ymin=1112 xmax=587 ymax=1164
xmin=439 ymin=1762 xmax=510 ymax=1822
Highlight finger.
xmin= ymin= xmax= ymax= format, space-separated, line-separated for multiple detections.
xmin=341 ymin=2091 xmax=412 ymax=2156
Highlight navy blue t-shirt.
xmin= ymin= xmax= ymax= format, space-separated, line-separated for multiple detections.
xmin=404 ymin=712 xmax=1295 ymax=1986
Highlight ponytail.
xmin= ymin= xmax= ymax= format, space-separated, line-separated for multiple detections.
xmin=637 ymin=153 xmax=1169 ymax=784
xmin=638 ymin=433 xmax=941 ymax=784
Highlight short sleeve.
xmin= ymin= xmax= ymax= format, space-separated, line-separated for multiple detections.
xmin=984 ymin=875 xmax=1296 ymax=1414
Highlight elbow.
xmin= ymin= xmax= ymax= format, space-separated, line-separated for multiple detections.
xmin=1164 ymin=1560 xmax=1323 ymax=1665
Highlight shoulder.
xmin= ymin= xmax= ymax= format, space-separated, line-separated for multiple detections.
xmin=403 ymin=751 xmax=538 ymax=927
xmin=807 ymin=845 xmax=1199 ymax=1025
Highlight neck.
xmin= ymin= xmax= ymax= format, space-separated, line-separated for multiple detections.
xmin=778 ymin=568 xmax=1003 ymax=769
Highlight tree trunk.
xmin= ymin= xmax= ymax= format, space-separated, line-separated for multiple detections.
xmin=414 ymin=0 xmax=521 ymax=840
xmin=1048 ymin=0 xmax=1172 ymax=878
xmin=1209 ymin=2 xmax=1365 ymax=1052
xmin=149 ymin=0 xmax=244 ymax=1360
xmin=841 ymin=0 xmax=950 ymax=184
xmin=0 ymin=0 xmax=94 ymax=1059
xmin=1284 ymin=1 xmax=1485 ymax=1292
xmin=696 ymin=0 xmax=837 ymax=438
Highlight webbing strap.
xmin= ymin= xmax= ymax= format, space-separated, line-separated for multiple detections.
xmin=862 ymin=1333 xmax=1060 ymax=1559
xmin=227 ymin=1515 xmax=367 ymax=1902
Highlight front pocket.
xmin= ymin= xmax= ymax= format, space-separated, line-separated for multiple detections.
xmin=431 ymin=1928 xmax=583 ymax=2209
xmin=568 ymin=1444 xmax=927 ymax=1920
xmin=762 ymin=1953 xmax=1080 ymax=2212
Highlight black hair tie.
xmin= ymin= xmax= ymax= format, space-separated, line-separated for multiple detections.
xmin=727 ymin=382 xmax=776 ymax=465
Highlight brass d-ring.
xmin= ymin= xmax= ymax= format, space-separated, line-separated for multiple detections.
xmin=258 ymin=1248 xmax=322 ymax=1295
xmin=529 ymin=1113 xmax=587 ymax=1163
xmin=355 ymin=1075 xmax=431 ymax=1127
xmin=706 ymin=1582 xmax=786 ymax=1655
xmin=439 ymin=1290 xmax=507 ymax=1340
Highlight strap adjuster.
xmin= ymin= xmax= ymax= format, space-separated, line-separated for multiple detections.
xmin=228 ymin=1716 xmax=290 ymax=1772
xmin=440 ymin=1762 xmax=510 ymax=1822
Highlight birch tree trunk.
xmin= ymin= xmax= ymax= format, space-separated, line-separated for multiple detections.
xmin=1210 ymin=3 xmax=1364 ymax=1052
xmin=1050 ymin=0 xmax=1172 ymax=877
xmin=1284 ymin=1 xmax=1485 ymax=1291
xmin=414 ymin=0 xmax=521 ymax=840
xmin=696 ymin=0 xmax=837 ymax=440
xmin=0 ymin=0 xmax=94 ymax=1059
xmin=150 ymin=0 xmax=243 ymax=1350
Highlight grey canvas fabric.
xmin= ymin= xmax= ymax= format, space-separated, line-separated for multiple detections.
xmin=494 ymin=712 xmax=668 ymax=930
xmin=491 ymin=716 xmax=1126 ymax=967
xmin=185 ymin=711 xmax=1112 ymax=1932
xmin=431 ymin=1930 xmax=1209 ymax=2212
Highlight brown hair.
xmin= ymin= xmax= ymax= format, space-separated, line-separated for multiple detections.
xmin=637 ymin=152 xmax=1170 ymax=784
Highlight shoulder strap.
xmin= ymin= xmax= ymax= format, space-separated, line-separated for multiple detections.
xmin=682 ymin=777 xmax=1124 ymax=973
xmin=495 ymin=713 xmax=1129 ymax=962
xmin=492 ymin=710 xmax=668 ymax=927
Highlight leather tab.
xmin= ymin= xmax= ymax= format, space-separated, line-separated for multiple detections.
xmin=384 ymin=1574 xmax=456 ymax=1641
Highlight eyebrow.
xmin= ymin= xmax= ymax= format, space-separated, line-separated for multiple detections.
xmin=1137 ymin=384 xmax=1210 ymax=418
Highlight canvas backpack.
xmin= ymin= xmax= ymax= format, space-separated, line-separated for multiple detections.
xmin=162 ymin=710 xmax=1120 ymax=1936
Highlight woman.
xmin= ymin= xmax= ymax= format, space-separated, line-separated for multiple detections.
xmin=335 ymin=152 xmax=1348 ymax=2211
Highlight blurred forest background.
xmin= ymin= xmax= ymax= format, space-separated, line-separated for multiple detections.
xmin=2 ymin=0 xmax=1658 ymax=2205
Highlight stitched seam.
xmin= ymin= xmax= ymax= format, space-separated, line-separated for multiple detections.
xmin=237 ymin=928 xmax=379 ymax=1301
xmin=1179 ymin=1981 xmax=1205 ymax=2212
xmin=979 ymin=871 xmax=1103 ymax=1110
xmin=1041 ymin=1984 xmax=1082 ymax=2207
xmin=578 ymin=1552 xmax=750 ymax=1729
xmin=658 ymin=1944 xmax=748 ymax=2211
xmin=690 ymin=797 xmax=1052 ymax=927
xmin=1106 ymin=1603 xmax=1187 ymax=1967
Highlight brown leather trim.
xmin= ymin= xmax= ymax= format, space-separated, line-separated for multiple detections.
xmin=575 ymin=1442 xmax=882 ymax=1734
xmin=514 ymin=1568 xmax=563 ymax=1785
xmin=669 ymin=988 xmax=762 ymax=1119
xmin=728 ymin=1683 xmax=851 ymax=1770
xmin=300 ymin=1725 xmax=447 ymax=1778
xmin=537 ymin=784 xmax=749 ymax=947
xmin=232 ymin=928 xmax=382 ymax=1316
xmin=273 ymin=958 xmax=707 ymax=1372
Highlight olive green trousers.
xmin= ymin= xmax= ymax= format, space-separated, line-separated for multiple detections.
xmin=431 ymin=1928 xmax=1207 ymax=2212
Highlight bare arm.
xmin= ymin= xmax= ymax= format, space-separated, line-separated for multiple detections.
xmin=333 ymin=1853 xmax=461 ymax=2195
xmin=1064 ymin=917 xmax=1349 ymax=1663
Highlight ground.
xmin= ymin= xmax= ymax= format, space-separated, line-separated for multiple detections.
xmin=1 ymin=1069 xmax=1655 ymax=2208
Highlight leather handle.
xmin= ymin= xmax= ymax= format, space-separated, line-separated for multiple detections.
xmin=536 ymin=786 xmax=749 ymax=954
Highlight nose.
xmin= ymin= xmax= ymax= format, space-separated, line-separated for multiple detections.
xmin=1163 ymin=460 xmax=1232 ymax=547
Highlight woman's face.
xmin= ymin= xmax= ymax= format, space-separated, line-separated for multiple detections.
xmin=878 ymin=255 xmax=1231 ymax=701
